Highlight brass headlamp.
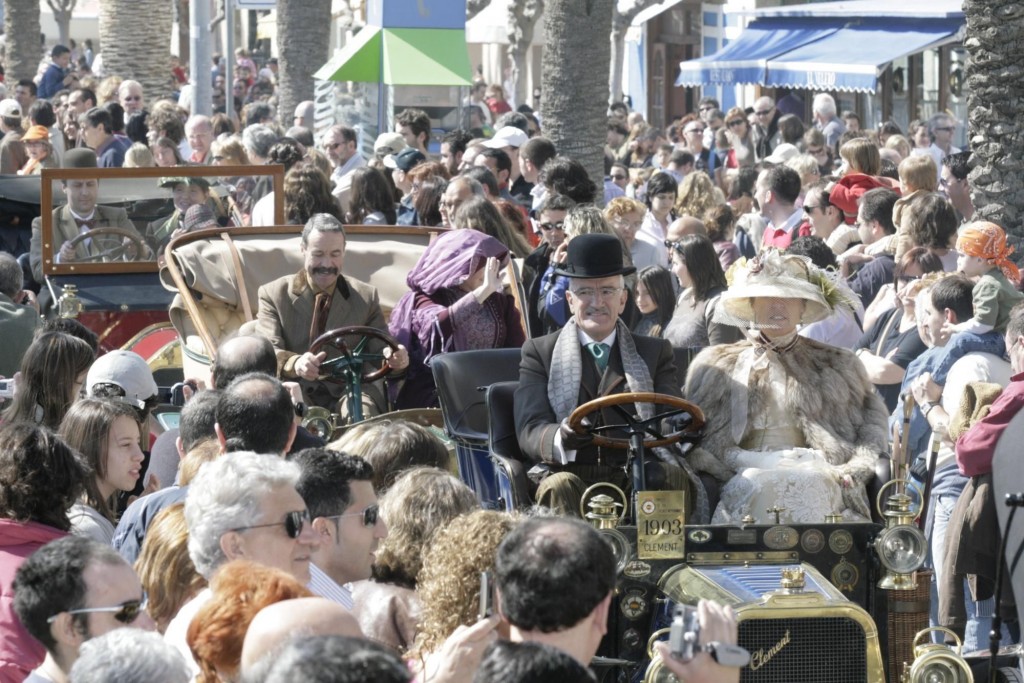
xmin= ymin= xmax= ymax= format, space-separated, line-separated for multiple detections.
xmin=580 ymin=482 xmax=627 ymax=530
xmin=875 ymin=479 xmax=928 ymax=590
xmin=57 ymin=283 xmax=82 ymax=319
xmin=302 ymin=406 xmax=338 ymax=441
xmin=902 ymin=627 xmax=974 ymax=683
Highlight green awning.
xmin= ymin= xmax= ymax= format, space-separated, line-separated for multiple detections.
xmin=314 ymin=27 xmax=473 ymax=86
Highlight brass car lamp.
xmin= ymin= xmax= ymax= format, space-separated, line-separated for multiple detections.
xmin=580 ymin=483 xmax=628 ymax=530
xmin=875 ymin=480 xmax=927 ymax=590
xmin=302 ymin=407 xmax=336 ymax=442
xmin=901 ymin=627 xmax=974 ymax=683
xmin=58 ymin=283 xmax=82 ymax=319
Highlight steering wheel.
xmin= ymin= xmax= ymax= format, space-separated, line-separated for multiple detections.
xmin=309 ymin=326 xmax=399 ymax=384
xmin=62 ymin=227 xmax=150 ymax=263
xmin=568 ymin=392 xmax=705 ymax=450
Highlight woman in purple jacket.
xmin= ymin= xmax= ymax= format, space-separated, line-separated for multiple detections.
xmin=389 ymin=229 xmax=526 ymax=409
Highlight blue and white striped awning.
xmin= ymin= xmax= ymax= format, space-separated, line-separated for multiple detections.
xmin=678 ymin=6 xmax=963 ymax=93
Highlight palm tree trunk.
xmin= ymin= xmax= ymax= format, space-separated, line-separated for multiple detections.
xmin=276 ymin=0 xmax=332 ymax=130
xmin=542 ymin=0 xmax=613 ymax=203
xmin=99 ymin=0 xmax=174 ymax=101
xmin=3 ymin=0 xmax=41 ymax=83
xmin=964 ymin=0 xmax=1024 ymax=235
xmin=507 ymin=0 xmax=544 ymax=110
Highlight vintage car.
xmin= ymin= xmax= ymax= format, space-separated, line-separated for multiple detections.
xmin=430 ymin=344 xmax=1024 ymax=683
xmin=32 ymin=165 xmax=284 ymax=354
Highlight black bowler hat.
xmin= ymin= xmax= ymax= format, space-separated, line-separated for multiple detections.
xmin=553 ymin=233 xmax=636 ymax=279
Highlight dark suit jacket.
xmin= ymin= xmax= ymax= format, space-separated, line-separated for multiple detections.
xmin=29 ymin=204 xmax=138 ymax=283
xmin=521 ymin=242 xmax=552 ymax=338
xmin=515 ymin=329 xmax=679 ymax=466
xmin=256 ymin=270 xmax=388 ymax=410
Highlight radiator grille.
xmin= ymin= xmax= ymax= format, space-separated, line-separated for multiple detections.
xmin=739 ymin=616 xmax=867 ymax=683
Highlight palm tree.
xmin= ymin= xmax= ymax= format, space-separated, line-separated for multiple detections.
xmin=3 ymin=0 xmax=41 ymax=83
xmin=541 ymin=0 xmax=614 ymax=203
xmin=98 ymin=0 xmax=173 ymax=101
xmin=276 ymin=0 xmax=332 ymax=130
xmin=963 ymin=0 xmax=1024 ymax=235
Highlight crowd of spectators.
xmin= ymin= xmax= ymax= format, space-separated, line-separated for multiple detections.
xmin=0 ymin=27 xmax=1018 ymax=683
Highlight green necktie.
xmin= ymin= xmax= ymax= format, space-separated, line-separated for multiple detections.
xmin=587 ymin=342 xmax=610 ymax=372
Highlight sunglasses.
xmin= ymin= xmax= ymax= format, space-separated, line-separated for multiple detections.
xmin=610 ymin=174 xmax=628 ymax=180
xmin=727 ymin=120 xmax=745 ymax=128
xmin=233 ymin=509 xmax=311 ymax=539
xmin=933 ymin=126 xmax=954 ymax=132
xmin=684 ymin=128 xmax=704 ymax=134
xmin=48 ymin=595 xmax=149 ymax=625
xmin=755 ymin=109 xmax=773 ymax=116
xmin=324 ymin=503 xmax=380 ymax=528
xmin=538 ymin=221 xmax=565 ymax=232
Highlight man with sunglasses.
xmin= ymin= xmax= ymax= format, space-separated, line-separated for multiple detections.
xmin=925 ymin=113 xmax=961 ymax=172
xmin=13 ymin=536 xmax=155 ymax=683
xmin=293 ymin=449 xmax=387 ymax=610
xmin=521 ymin=194 xmax=576 ymax=337
xmin=750 ymin=96 xmax=782 ymax=163
xmin=679 ymin=120 xmax=711 ymax=176
xmin=323 ymin=125 xmax=363 ymax=181
xmin=168 ymin=451 xmax=321 ymax=675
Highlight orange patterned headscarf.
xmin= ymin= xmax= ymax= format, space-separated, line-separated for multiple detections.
xmin=956 ymin=221 xmax=1020 ymax=283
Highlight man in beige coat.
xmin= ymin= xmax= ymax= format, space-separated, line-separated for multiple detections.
xmin=256 ymin=213 xmax=409 ymax=413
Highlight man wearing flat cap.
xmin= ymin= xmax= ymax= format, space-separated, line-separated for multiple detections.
xmin=29 ymin=148 xmax=144 ymax=284
xmin=515 ymin=232 xmax=705 ymax=517
xmin=144 ymin=177 xmax=213 ymax=254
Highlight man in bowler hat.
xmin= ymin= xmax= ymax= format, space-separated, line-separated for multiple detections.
xmin=514 ymin=232 xmax=687 ymax=515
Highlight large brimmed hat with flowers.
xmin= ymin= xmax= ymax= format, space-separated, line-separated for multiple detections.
xmin=715 ymin=249 xmax=849 ymax=327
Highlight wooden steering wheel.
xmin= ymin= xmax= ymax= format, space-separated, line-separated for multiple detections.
xmin=309 ymin=325 xmax=399 ymax=384
xmin=568 ymin=392 xmax=705 ymax=450
xmin=62 ymin=227 xmax=149 ymax=263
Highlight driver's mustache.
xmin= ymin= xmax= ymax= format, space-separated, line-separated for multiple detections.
xmin=312 ymin=267 xmax=338 ymax=275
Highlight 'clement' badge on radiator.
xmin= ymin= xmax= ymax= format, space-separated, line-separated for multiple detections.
xmin=636 ymin=490 xmax=686 ymax=561
xmin=749 ymin=629 xmax=791 ymax=670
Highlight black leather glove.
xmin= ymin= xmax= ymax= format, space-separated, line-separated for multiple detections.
xmin=558 ymin=417 xmax=594 ymax=451
xmin=665 ymin=411 xmax=695 ymax=434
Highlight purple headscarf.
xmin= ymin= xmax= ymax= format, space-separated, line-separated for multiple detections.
xmin=389 ymin=229 xmax=510 ymax=347
xmin=406 ymin=229 xmax=509 ymax=294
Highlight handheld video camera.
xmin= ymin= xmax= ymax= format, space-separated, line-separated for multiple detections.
xmin=669 ymin=604 xmax=750 ymax=667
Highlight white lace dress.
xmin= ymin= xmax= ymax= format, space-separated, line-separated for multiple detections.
xmin=710 ymin=368 xmax=864 ymax=525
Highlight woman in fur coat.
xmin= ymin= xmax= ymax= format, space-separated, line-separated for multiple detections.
xmin=685 ymin=251 xmax=890 ymax=523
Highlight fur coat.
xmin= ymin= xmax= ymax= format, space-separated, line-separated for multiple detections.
xmin=684 ymin=336 xmax=890 ymax=518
